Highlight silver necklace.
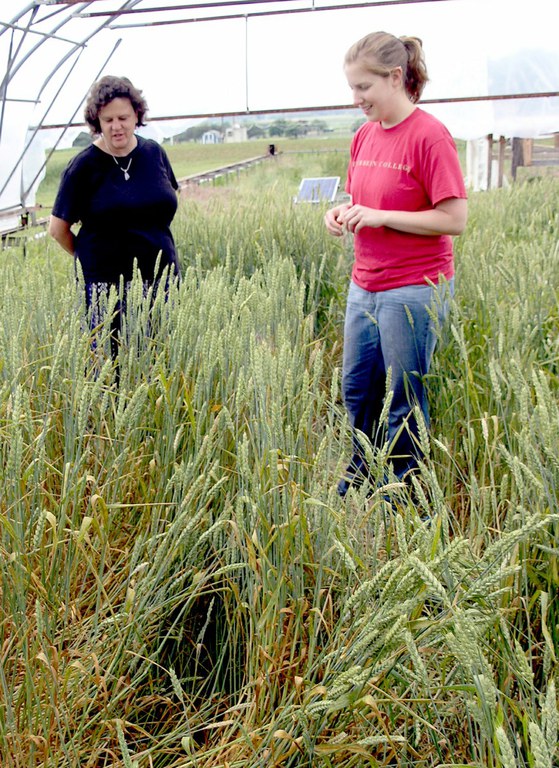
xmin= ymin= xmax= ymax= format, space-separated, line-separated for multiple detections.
xmin=103 ymin=136 xmax=133 ymax=180
xmin=111 ymin=153 xmax=132 ymax=181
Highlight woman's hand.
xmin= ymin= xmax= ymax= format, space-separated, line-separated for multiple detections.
xmin=340 ymin=205 xmax=386 ymax=233
xmin=324 ymin=203 xmax=351 ymax=237
xmin=339 ymin=198 xmax=468 ymax=237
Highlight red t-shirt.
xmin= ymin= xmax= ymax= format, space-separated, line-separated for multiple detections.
xmin=346 ymin=108 xmax=467 ymax=292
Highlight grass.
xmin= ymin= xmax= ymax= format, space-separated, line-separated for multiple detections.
xmin=1 ymin=153 xmax=558 ymax=767
xmin=35 ymin=136 xmax=352 ymax=209
xmin=35 ymin=134 xmax=465 ymax=209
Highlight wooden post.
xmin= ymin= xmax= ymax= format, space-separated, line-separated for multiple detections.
xmin=511 ymin=137 xmax=523 ymax=181
xmin=497 ymin=136 xmax=506 ymax=187
xmin=522 ymin=138 xmax=533 ymax=167
xmin=486 ymin=134 xmax=493 ymax=189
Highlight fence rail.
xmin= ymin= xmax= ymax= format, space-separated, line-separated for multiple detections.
xmin=177 ymin=153 xmax=272 ymax=187
xmin=1 ymin=206 xmax=49 ymax=248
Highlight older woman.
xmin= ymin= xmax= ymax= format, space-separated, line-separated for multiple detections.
xmin=49 ymin=75 xmax=180 ymax=365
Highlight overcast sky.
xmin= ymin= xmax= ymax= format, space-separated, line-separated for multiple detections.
xmin=2 ymin=0 xmax=558 ymax=134
xmin=1 ymin=0 xmax=557 ymax=212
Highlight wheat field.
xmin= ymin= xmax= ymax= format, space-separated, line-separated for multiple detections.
xmin=0 ymin=151 xmax=558 ymax=767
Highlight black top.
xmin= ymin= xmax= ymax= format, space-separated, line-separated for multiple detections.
xmin=52 ymin=136 xmax=180 ymax=283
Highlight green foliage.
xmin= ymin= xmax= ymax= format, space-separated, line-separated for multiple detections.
xmin=173 ymin=120 xmax=228 ymax=143
xmin=36 ymin=136 xmax=353 ymax=209
xmin=73 ymin=131 xmax=93 ymax=148
xmin=35 ymin=146 xmax=80 ymax=208
xmin=1 ymin=158 xmax=558 ymax=767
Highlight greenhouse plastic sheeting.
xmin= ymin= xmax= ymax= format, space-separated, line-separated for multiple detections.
xmin=1 ymin=0 xmax=558 ymax=215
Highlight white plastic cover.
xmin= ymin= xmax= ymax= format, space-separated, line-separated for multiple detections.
xmin=1 ymin=0 xmax=558 ymax=216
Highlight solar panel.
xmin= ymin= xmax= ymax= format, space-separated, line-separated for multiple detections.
xmin=295 ymin=177 xmax=340 ymax=203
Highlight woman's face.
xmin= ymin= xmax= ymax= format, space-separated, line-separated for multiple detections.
xmin=98 ymin=97 xmax=138 ymax=156
xmin=344 ymin=60 xmax=402 ymax=126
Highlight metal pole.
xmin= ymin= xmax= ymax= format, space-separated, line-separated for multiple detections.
xmin=0 ymin=0 xmax=137 ymax=205
xmin=38 ymin=90 xmax=559 ymax=128
xmin=486 ymin=134 xmax=493 ymax=190
xmin=21 ymin=39 xmax=123 ymax=204
xmin=78 ymin=0 xmax=301 ymax=17
xmin=0 ymin=28 xmax=16 ymax=144
xmin=0 ymin=21 xmax=85 ymax=46
xmin=0 ymin=0 xmax=137 ymax=134
xmin=108 ymin=0 xmax=454 ymax=28
xmin=1 ymin=46 xmax=86 ymax=201
xmin=0 ymin=3 xmax=36 ymax=40
xmin=244 ymin=14 xmax=249 ymax=113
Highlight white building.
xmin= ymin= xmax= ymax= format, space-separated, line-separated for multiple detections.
xmin=224 ymin=124 xmax=248 ymax=143
xmin=201 ymin=130 xmax=223 ymax=145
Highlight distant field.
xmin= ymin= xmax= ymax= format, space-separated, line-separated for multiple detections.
xmin=37 ymin=133 xmax=470 ymax=209
xmin=167 ymin=136 xmax=352 ymax=177
xmin=36 ymin=136 xmax=353 ymax=208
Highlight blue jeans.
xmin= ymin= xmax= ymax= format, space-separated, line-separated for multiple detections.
xmin=342 ymin=279 xmax=453 ymax=479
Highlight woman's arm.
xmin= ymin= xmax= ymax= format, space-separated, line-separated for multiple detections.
xmin=48 ymin=215 xmax=76 ymax=255
xmin=340 ymin=197 xmax=468 ymax=237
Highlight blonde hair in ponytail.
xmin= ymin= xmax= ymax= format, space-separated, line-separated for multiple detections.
xmin=344 ymin=31 xmax=428 ymax=103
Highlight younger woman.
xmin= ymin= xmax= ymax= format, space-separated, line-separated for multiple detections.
xmin=324 ymin=31 xmax=467 ymax=496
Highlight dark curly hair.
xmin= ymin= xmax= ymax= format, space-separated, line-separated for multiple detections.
xmin=84 ymin=75 xmax=148 ymax=135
